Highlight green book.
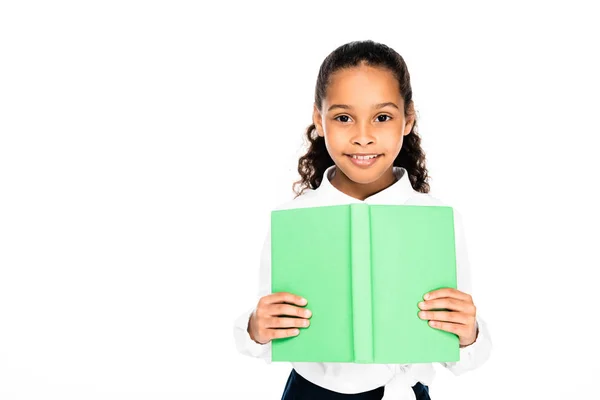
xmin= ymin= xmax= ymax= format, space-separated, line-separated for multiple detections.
xmin=270 ymin=204 xmax=459 ymax=364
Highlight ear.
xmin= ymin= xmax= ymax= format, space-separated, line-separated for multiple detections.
xmin=403 ymin=101 xmax=416 ymax=136
xmin=313 ymin=104 xmax=324 ymax=137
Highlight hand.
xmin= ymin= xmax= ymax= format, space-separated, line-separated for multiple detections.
xmin=247 ymin=292 xmax=312 ymax=344
xmin=418 ymin=288 xmax=478 ymax=347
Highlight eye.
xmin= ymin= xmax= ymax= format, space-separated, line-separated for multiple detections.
xmin=377 ymin=114 xmax=392 ymax=122
xmin=334 ymin=115 xmax=352 ymax=123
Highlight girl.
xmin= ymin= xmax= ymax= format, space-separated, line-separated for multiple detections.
xmin=234 ymin=40 xmax=492 ymax=400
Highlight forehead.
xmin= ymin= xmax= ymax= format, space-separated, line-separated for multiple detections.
xmin=325 ymin=65 xmax=402 ymax=108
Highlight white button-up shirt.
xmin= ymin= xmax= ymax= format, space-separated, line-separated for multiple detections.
xmin=234 ymin=165 xmax=492 ymax=399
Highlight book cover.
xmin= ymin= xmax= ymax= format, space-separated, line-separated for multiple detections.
xmin=270 ymin=204 xmax=459 ymax=364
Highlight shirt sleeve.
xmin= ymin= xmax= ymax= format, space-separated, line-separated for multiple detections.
xmin=232 ymin=230 xmax=272 ymax=363
xmin=440 ymin=209 xmax=492 ymax=374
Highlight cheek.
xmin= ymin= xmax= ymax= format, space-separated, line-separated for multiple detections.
xmin=324 ymin=136 xmax=345 ymax=157
xmin=322 ymin=127 xmax=346 ymax=150
xmin=322 ymin=121 xmax=337 ymax=138
xmin=381 ymin=129 xmax=405 ymax=150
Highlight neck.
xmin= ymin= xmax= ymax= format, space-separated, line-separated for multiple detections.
xmin=330 ymin=166 xmax=397 ymax=201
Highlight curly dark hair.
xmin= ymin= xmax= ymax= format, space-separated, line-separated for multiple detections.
xmin=293 ymin=40 xmax=430 ymax=196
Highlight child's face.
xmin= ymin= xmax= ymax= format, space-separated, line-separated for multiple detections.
xmin=313 ymin=65 xmax=414 ymax=192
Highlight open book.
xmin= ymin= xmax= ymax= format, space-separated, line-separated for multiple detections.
xmin=270 ymin=204 xmax=459 ymax=364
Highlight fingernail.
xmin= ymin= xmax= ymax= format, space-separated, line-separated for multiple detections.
xmin=303 ymin=320 xmax=310 ymax=327
xmin=300 ymin=297 xmax=307 ymax=305
xmin=429 ymin=321 xmax=437 ymax=327
xmin=419 ymin=311 xmax=426 ymax=319
xmin=305 ymin=309 xmax=312 ymax=318
xmin=418 ymin=302 xmax=425 ymax=309
xmin=293 ymin=329 xmax=300 ymax=335
xmin=424 ymin=293 xmax=430 ymax=300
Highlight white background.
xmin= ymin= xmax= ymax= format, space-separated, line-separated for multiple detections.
xmin=1 ymin=1 xmax=599 ymax=399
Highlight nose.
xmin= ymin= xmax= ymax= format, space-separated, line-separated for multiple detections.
xmin=351 ymin=126 xmax=375 ymax=146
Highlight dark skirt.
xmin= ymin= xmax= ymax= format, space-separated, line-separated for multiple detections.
xmin=282 ymin=368 xmax=431 ymax=400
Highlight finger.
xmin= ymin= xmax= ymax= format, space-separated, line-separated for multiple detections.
xmin=270 ymin=303 xmax=312 ymax=319
xmin=424 ymin=288 xmax=472 ymax=302
xmin=428 ymin=320 xmax=469 ymax=336
xmin=269 ymin=328 xmax=301 ymax=340
xmin=263 ymin=292 xmax=308 ymax=306
xmin=419 ymin=298 xmax=475 ymax=314
xmin=419 ymin=311 xmax=470 ymax=325
xmin=266 ymin=317 xmax=310 ymax=329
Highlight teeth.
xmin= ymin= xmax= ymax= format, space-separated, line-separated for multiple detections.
xmin=351 ymin=155 xmax=378 ymax=160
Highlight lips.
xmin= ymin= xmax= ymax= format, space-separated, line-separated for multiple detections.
xmin=346 ymin=153 xmax=381 ymax=167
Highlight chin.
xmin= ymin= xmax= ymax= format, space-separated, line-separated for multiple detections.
xmin=337 ymin=162 xmax=388 ymax=185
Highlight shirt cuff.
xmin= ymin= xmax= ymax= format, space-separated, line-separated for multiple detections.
xmin=443 ymin=315 xmax=492 ymax=375
xmin=233 ymin=307 xmax=272 ymax=362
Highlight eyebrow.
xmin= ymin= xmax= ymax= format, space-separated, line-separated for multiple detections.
xmin=327 ymin=102 xmax=399 ymax=112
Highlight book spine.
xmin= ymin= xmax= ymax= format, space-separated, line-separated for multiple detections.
xmin=350 ymin=203 xmax=374 ymax=363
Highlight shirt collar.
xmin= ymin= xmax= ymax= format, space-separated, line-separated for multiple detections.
xmin=316 ymin=165 xmax=416 ymax=205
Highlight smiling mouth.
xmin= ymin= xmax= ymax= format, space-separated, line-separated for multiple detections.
xmin=345 ymin=153 xmax=382 ymax=167
xmin=347 ymin=154 xmax=381 ymax=160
